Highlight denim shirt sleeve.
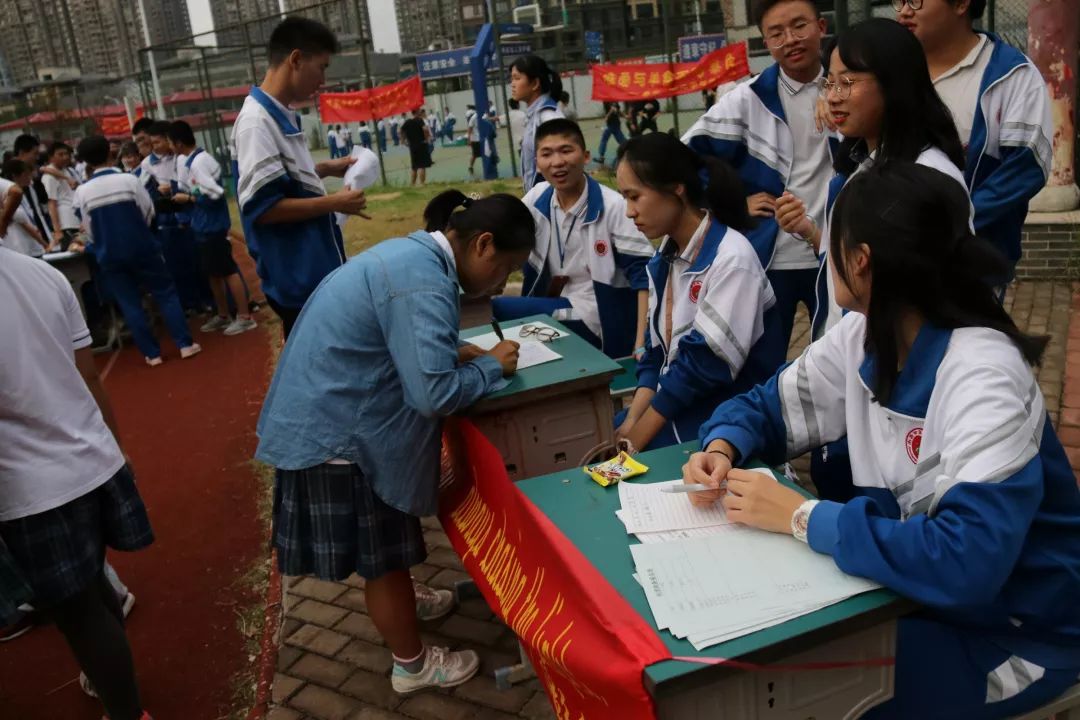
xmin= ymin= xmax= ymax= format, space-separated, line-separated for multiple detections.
xmin=380 ymin=282 xmax=503 ymax=417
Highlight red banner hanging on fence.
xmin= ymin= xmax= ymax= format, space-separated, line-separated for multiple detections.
xmin=99 ymin=114 xmax=132 ymax=137
xmin=438 ymin=419 xmax=672 ymax=720
xmin=591 ymin=43 xmax=750 ymax=101
xmin=318 ymin=76 xmax=424 ymax=123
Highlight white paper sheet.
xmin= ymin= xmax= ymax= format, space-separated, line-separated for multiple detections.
xmin=335 ymin=147 xmax=380 ymax=227
xmin=629 ymin=530 xmax=880 ymax=648
xmin=464 ymin=331 xmax=562 ymax=370
xmin=617 ymin=480 xmax=732 ymax=534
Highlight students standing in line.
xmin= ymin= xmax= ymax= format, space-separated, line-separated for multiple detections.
xmin=0 ymin=244 xmax=155 ymax=720
xmin=893 ymin=0 xmax=1052 ymax=285
xmin=614 ymin=134 xmax=786 ymax=452
xmin=493 ymin=119 xmax=653 ymax=359
xmin=168 ymin=120 xmax=257 ymax=337
xmin=775 ymin=18 xmax=970 ymax=501
xmin=687 ymin=162 xmax=1080 ymax=720
xmin=74 ymin=136 xmax=200 ymax=366
xmin=256 ymin=192 xmax=531 ymax=696
xmin=509 ymin=55 xmax=565 ymax=192
xmin=42 ymin=142 xmax=83 ymax=251
xmin=683 ymin=0 xmax=835 ymax=349
xmin=232 ymin=17 xmax=368 ymax=339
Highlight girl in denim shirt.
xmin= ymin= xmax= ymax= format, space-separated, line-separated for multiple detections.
xmin=256 ymin=191 xmax=532 ymax=693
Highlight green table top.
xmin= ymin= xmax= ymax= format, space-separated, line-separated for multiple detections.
xmin=609 ymin=356 xmax=638 ymax=395
xmin=516 ymin=442 xmax=911 ymax=696
xmin=461 ymin=315 xmax=622 ymax=403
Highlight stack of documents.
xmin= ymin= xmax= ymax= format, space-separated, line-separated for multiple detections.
xmin=617 ymin=480 xmax=880 ymax=650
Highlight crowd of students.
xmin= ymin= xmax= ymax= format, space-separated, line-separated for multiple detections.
xmin=2 ymin=4 xmax=1079 ymax=719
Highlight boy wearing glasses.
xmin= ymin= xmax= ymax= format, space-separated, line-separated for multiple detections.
xmin=893 ymin=0 xmax=1052 ymax=285
xmin=682 ymin=0 xmax=836 ymax=351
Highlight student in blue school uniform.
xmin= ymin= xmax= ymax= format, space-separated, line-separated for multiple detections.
xmin=326 ymin=125 xmax=340 ymax=159
xmin=894 ymin=0 xmax=1052 ymax=285
xmin=73 ymin=136 xmax=201 ymax=366
xmin=775 ymin=18 xmax=971 ymax=501
xmin=686 ymin=161 xmax=1080 ymax=720
xmin=377 ymin=119 xmax=388 ymax=152
xmin=143 ymin=120 xmax=209 ymax=313
xmin=256 ymin=191 xmax=533 ymax=695
xmin=389 ymin=116 xmax=400 ymax=146
xmin=493 ymin=118 xmax=653 ymax=359
xmin=232 ymin=17 xmax=368 ymax=339
xmin=359 ymin=121 xmax=373 ymax=150
xmin=613 ymin=133 xmax=786 ymax=453
xmin=683 ymin=0 xmax=836 ymax=350
xmin=168 ymin=120 xmax=257 ymax=336
xmin=509 ymin=55 xmax=565 ymax=192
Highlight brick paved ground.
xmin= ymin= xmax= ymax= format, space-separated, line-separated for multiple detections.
xmin=266 ymin=281 xmax=1078 ymax=720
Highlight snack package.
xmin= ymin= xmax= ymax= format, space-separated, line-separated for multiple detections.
xmin=583 ymin=452 xmax=649 ymax=487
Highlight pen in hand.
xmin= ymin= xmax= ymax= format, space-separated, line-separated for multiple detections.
xmin=490 ymin=319 xmax=505 ymax=342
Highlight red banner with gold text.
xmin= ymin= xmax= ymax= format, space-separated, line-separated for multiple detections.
xmin=318 ymin=76 xmax=424 ymax=123
xmin=99 ymin=115 xmax=133 ymax=137
xmin=438 ymin=420 xmax=671 ymax=720
xmin=591 ymin=43 xmax=750 ymax=101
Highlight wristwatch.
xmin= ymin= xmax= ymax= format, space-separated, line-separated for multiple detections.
xmin=790 ymin=499 xmax=819 ymax=543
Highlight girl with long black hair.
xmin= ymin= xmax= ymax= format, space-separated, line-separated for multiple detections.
xmin=686 ymin=161 xmax=1080 ymax=720
xmin=510 ymin=54 xmax=565 ymax=192
xmin=613 ymin=133 xmax=787 ymax=452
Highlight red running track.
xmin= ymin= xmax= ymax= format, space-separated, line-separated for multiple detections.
xmin=0 ymin=315 xmax=275 ymax=720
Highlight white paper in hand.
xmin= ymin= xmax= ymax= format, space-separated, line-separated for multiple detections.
xmin=336 ymin=147 xmax=380 ymax=227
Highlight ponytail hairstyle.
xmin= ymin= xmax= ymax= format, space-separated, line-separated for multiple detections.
xmin=616 ymin=133 xmax=753 ymax=233
xmin=827 ymin=19 xmax=964 ymax=175
xmin=423 ymin=190 xmax=535 ymax=253
xmin=831 ymin=161 xmax=1047 ymax=404
xmin=510 ymin=54 xmax=563 ymax=104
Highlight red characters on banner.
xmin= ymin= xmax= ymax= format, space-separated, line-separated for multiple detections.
xmin=318 ymin=76 xmax=424 ymax=124
xmin=438 ymin=420 xmax=672 ymax=720
xmin=591 ymin=43 xmax=751 ymax=102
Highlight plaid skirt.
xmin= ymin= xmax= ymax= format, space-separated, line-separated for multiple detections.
xmin=0 ymin=465 xmax=153 ymax=617
xmin=272 ymin=463 xmax=427 ymax=581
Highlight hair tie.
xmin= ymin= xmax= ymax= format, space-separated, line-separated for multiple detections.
xmin=460 ymin=197 xmax=473 ymax=209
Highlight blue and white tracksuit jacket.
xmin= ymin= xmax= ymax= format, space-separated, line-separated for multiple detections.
xmin=965 ymin=33 xmax=1052 ymax=279
xmin=701 ymin=313 xmax=1080 ymax=718
xmin=73 ymin=168 xmax=158 ymax=267
xmin=232 ymin=87 xmax=345 ymax=309
xmin=637 ymin=218 xmax=786 ymax=444
xmin=177 ymin=148 xmax=231 ymax=238
xmin=521 ymin=177 xmax=653 ymax=358
xmin=682 ymin=64 xmax=839 ymax=268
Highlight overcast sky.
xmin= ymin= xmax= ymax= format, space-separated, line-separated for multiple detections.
xmin=185 ymin=0 xmax=402 ymax=53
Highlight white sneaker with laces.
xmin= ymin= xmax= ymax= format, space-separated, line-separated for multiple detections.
xmin=200 ymin=315 xmax=231 ymax=332
xmin=413 ymin=581 xmax=454 ymax=622
xmin=390 ymin=646 xmax=480 ymax=694
xmin=223 ymin=317 xmax=257 ymax=336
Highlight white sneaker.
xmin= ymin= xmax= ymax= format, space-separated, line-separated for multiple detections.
xmin=223 ymin=317 xmax=257 ymax=336
xmin=390 ymin=646 xmax=480 ymax=694
xmin=413 ymin=581 xmax=454 ymax=622
xmin=199 ymin=315 xmax=231 ymax=332
xmin=180 ymin=343 xmax=202 ymax=359
xmin=144 ymin=356 xmax=163 ymax=367
xmin=79 ymin=671 xmax=98 ymax=698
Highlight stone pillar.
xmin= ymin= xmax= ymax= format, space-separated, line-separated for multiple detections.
xmin=1028 ymin=0 xmax=1080 ymax=212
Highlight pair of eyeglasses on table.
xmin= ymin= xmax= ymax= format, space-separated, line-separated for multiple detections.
xmin=518 ymin=324 xmax=561 ymax=343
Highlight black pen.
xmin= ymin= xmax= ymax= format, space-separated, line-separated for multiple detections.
xmin=490 ymin=319 xmax=505 ymax=341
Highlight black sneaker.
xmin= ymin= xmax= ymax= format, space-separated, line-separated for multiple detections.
xmin=0 ymin=611 xmax=36 ymax=642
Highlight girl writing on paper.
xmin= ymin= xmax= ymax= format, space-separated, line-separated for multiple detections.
xmin=614 ymin=133 xmax=787 ymax=452
xmin=255 ymin=191 xmax=531 ymax=695
xmin=685 ymin=162 xmax=1080 ymax=719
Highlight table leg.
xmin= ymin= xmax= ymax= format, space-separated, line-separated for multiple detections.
xmin=452 ymin=578 xmax=538 ymax=689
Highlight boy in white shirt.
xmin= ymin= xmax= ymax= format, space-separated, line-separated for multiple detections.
xmin=41 ymin=142 xmax=83 ymax=251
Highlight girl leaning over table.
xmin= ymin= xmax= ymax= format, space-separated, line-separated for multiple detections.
xmin=684 ymin=162 xmax=1080 ymax=720
xmin=254 ymin=191 xmax=530 ymax=696
xmin=613 ymin=133 xmax=788 ymax=453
